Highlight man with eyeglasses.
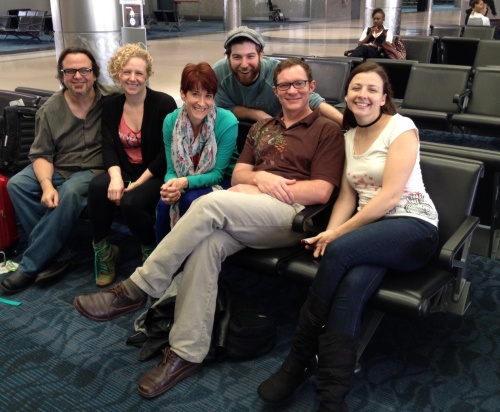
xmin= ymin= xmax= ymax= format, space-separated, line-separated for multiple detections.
xmin=1 ymin=47 xmax=116 ymax=294
xmin=213 ymin=26 xmax=343 ymax=126
xmin=73 ymin=57 xmax=345 ymax=399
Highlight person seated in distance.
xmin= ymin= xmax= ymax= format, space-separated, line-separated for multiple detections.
xmin=467 ymin=0 xmax=492 ymax=25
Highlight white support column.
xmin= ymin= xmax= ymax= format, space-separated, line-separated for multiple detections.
xmin=224 ymin=0 xmax=241 ymax=31
xmin=50 ymin=0 xmax=122 ymax=84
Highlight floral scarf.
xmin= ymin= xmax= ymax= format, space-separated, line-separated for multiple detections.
xmin=169 ymin=104 xmax=218 ymax=227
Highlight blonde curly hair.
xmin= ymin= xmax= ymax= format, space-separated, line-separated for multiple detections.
xmin=108 ymin=43 xmax=153 ymax=84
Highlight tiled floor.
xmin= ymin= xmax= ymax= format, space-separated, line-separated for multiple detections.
xmin=0 ymin=8 xmax=462 ymax=103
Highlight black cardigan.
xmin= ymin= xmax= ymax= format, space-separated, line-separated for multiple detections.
xmin=101 ymin=88 xmax=177 ymax=179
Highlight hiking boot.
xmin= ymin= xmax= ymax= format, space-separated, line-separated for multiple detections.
xmin=93 ymin=238 xmax=119 ymax=287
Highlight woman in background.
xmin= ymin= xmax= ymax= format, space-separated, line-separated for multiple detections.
xmin=350 ymin=8 xmax=393 ymax=59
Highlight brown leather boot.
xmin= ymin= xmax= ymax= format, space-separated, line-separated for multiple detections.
xmin=138 ymin=348 xmax=203 ymax=398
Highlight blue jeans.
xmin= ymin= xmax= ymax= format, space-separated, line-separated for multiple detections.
xmin=7 ymin=164 xmax=96 ymax=277
xmin=311 ymin=217 xmax=439 ymax=337
xmin=155 ymin=178 xmax=231 ymax=243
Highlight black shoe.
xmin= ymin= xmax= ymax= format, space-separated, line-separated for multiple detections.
xmin=126 ymin=331 xmax=148 ymax=347
xmin=35 ymin=259 xmax=74 ymax=284
xmin=0 ymin=269 xmax=35 ymax=294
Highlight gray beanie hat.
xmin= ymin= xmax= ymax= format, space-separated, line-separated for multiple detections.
xmin=224 ymin=26 xmax=265 ymax=50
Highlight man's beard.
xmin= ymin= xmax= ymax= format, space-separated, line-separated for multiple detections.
xmin=231 ymin=62 xmax=261 ymax=86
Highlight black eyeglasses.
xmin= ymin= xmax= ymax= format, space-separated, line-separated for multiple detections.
xmin=60 ymin=68 xmax=93 ymax=76
xmin=275 ymin=80 xmax=309 ymax=91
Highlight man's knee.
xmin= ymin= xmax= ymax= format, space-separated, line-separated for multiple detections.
xmin=7 ymin=169 xmax=35 ymax=198
xmin=59 ymin=179 xmax=89 ymax=204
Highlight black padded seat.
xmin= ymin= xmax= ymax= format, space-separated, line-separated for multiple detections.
xmin=268 ymin=53 xmax=311 ymax=61
xmin=430 ymin=24 xmax=463 ymax=37
xmin=281 ymin=153 xmax=483 ymax=363
xmin=226 ymin=245 xmax=306 ymax=278
xmin=301 ymin=58 xmax=351 ymax=106
xmin=5 ymin=15 xmax=45 ymax=40
xmin=310 ymin=55 xmax=364 ymax=69
xmin=462 ymin=25 xmax=495 ymax=40
xmin=224 ymin=150 xmax=483 ymax=364
xmin=14 ymin=87 xmax=55 ymax=97
xmin=398 ymin=36 xmax=436 ymax=63
xmin=0 ymin=90 xmax=41 ymax=112
xmin=398 ymin=63 xmax=471 ymax=130
xmin=365 ymin=58 xmax=419 ymax=105
xmin=450 ymin=66 xmax=500 ymax=136
xmin=0 ymin=15 xmax=11 ymax=30
xmin=281 ymin=153 xmax=483 ymax=319
xmin=440 ymin=36 xmax=479 ymax=66
xmin=282 ymin=250 xmax=456 ymax=318
xmin=421 ymin=141 xmax=500 ymax=259
xmin=473 ymin=40 xmax=500 ymax=67
xmin=225 ymin=197 xmax=337 ymax=277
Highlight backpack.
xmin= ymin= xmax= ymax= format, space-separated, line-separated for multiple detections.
xmin=0 ymin=105 xmax=38 ymax=173
xmin=127 ymin=280 xmax=277 ymax=362
xmin=215 ymin=281 xmax=276 ymax=361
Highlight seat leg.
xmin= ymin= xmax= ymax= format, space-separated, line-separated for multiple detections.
xmin=356 ymin=307 xmax=384 ymax=370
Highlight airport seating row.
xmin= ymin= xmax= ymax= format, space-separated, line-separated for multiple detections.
xmin=228 ymin=121 xmax=483 ymax=363
xmin=269 ymin=53 xmax=500 ymax=135
xmin=0 ymin=14 xmax=46 ymax=41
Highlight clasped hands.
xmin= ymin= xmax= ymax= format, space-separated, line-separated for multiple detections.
xmin=160 ymin=177 xmax=188 ymax=205
xmin=229 ymin=171 xmax=297 ymax=204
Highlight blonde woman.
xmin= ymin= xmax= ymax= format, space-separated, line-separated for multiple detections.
xmin=87 ymin=43 xmax=177 ymax=286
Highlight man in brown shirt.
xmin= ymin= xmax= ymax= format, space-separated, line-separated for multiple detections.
xmin=1 ymin=47 xmax=115 ymax=294
xmin=73 ymin=58 xmax=345 ymax=400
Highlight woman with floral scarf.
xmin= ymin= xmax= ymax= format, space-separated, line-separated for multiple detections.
xmin=156 ymin=62 xmax=239 ymax=241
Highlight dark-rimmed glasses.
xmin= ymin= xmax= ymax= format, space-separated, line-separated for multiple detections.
xmin=275 ymin=80 xmax=309 ymax=91
xmin=60 ymin=68 xmax=93 ymax=76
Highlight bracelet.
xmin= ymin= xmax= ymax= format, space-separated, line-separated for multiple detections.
xmin=39 ymin=176 xmax=52 ymax=184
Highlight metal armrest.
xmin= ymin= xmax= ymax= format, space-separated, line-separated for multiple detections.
xmin=438 ymin=215 xmax=480 ymax=268
xmin=292 ymin=190 xmax=338 ymax=233
xmin=453 ymin=88 xmax=471 ymax=112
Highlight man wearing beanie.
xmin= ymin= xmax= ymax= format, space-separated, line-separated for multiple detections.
xmin=213 ymin=26 xmax=343 ymax=126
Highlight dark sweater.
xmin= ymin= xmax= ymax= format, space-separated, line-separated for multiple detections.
xmin=101 ymin=87 xmax=177 ymax=179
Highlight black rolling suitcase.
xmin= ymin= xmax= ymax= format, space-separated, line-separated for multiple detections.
xmin=0 ymin=105 xmax=38 ymax=173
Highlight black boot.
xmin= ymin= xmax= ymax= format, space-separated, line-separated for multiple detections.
xmin=317 ymin=332 xmax=359 ymax=412
xmin=258 ymin=289 xmax=330 ymax=404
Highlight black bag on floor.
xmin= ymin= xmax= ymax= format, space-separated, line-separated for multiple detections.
xmin=219 ymin=281 xmax=276 ymax=360
xmin=0 ymin=105 xmax=38 ymax=173
xmin=127 ymin=280 xmax=277 ymax=362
